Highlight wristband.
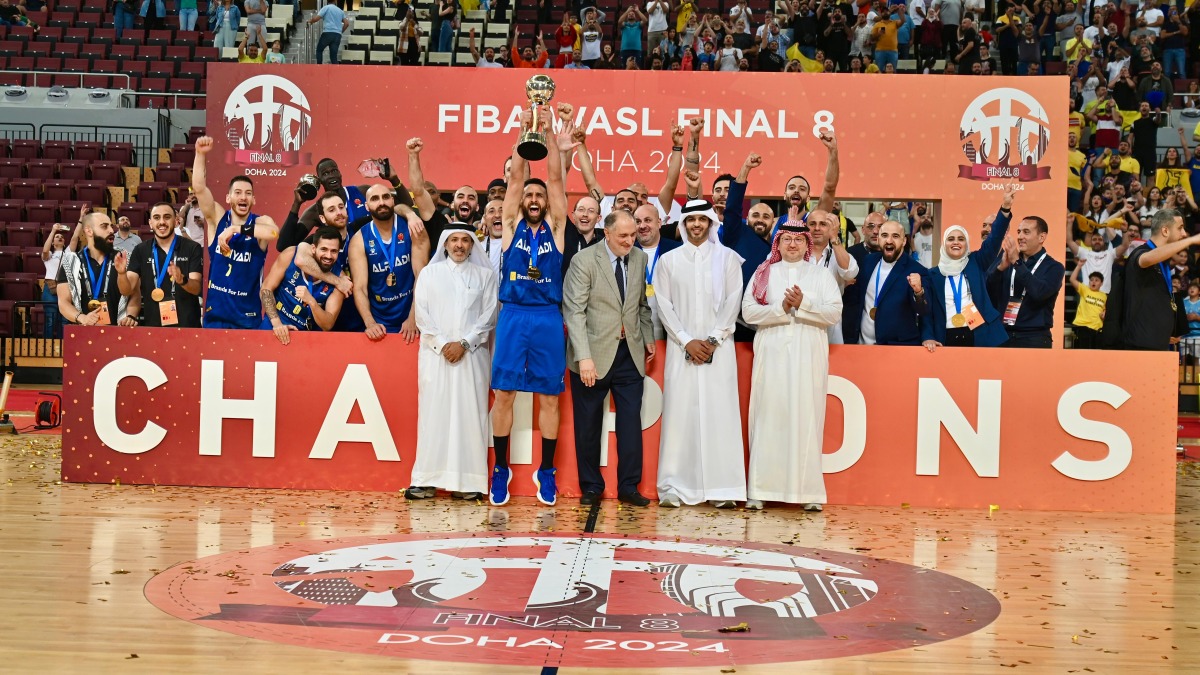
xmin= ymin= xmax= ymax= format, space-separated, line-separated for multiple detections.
xmin=240 ymin=220 xmax=255 ymax=238
xmin=672 ymin=145 xmax=684 ymax=152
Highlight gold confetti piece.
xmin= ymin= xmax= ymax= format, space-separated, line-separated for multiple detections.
xmin=989 ymin=504 xmax=1000 ymax=511
xmin=111 ymin=570 xmax=131 ymax=575
xmin=900 ymin=503 xmax=910 ymax=509
xmin=720 ymin=670 xmax=736 ymax=674
xmin=125 ymin=654 xmax=138 ymax=660
xmin=1072 ymin=635 xmax=1080 ymax=643
xmin=718 ymin=622 xmax=750 ymax=633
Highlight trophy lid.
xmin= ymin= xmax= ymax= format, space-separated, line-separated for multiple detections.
xmin=525 ymin=75 xmax=556 ymax=103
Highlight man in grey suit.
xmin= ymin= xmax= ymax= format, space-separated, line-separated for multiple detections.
xmin=563 ymin=210 xmax=657 ymax=507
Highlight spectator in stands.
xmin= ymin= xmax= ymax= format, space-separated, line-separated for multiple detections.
xmin=139 ymin=0 xmax=166 ymax=31
xmin=510 ymin=28 xmax=550 ymax=68
xmin=1017 ymin=22 xmax=1041 ymax=75
xmin=41 ymin=223 xmax=68 ymax=337
xmin=310 ymin=1 xmax=348 ymax=65
xmin=564 ymin=49 xmax=590 ymax=69
xmin=553 ymin=13 xmax=580 ymax=68
xmin=437 ymin=0 xmax=458 ymax=53
xmin=730 ymin=0 xmax=753 ymax=32
xmin=647 ymin=0 xmax=670 ymax=54
xmin=177 ymin=193 xmax=206 ymax=244
xmin=1136 ymin=61 xmax=1174 ymax=113
xmin=717 ymin=33 xmax=743 ymax=71
xmin=178 ymin=0 xmax=197 ymax=31
xmin=111 ymin=0 xmax=137 ymax=40
xmin=1069 ymin=264 xmax=1107 ymax=349
xmin=933 ymin=0 xmax=962 ymax=60
xmin=399 ymin=5 xmax=422 ymax=65
xmin=243 ymin=0 xmax=269 ymax=52
xmin=620 ymin=4 xmax=648 ymax=66
xmin=594 ymin=43 xmax=620 ymax=69
xmin=872 ymin=8 xmax=905 ymax=73
xmin=918 ymin=6 xmax=943 ymax=68
xmin=994 ymin=4 xmax=1022 ymax=75
xmin=1030 ymin=0 xmax=1056 ymax=65
xmin=211 ymin=0 xmax=240 ymax=50
xmin=1160 ymin=6 xmax=1187 ymax=80
xmin=579 ymin=13 xmax=603 ymax=66
xmin=952 ymin=16 xmax=979 ymax=74
xmin=1069 ymin=229 xmax=1132 ymax=295
xmin=237 ymin=37 xmax=267 ymax=63
xmin=113 ymin=216 xmax=142 ymax=257
xmin=468 ymin=28 xmax=500 ymax=67
xmin=1123 ymin=209 xmax=1200 ymax=350
xmin=266 ymin=39 xmax=285 ymax=63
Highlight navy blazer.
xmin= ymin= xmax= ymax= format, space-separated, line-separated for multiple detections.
xmin=922 ymin=208 xmax=1012 ymax=347
xmin=855 ymin=253 xmax=931 ymax=345
xmin=842 ymin=242 xmax=875 ymax=344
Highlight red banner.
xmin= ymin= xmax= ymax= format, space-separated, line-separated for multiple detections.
xmin=61 ymin=328 xmax=1176 ymax=513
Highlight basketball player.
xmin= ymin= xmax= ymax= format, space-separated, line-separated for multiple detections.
xmin=489 ymin=104 xmax=572 ymax=507
xmin=260 ymin=226 xmax=348 ymax=345
xmin=347 ymin=183 xmax=430 ymax=342
xmin=192 ymin=136 xmax=279 ymax=329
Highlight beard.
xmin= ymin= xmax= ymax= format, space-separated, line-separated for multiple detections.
xmin=372 ymin=204 xmax=395 ymax=222
xmin=882 ymin=245 xmax=902 ymax=263
xmin=522 ymin=204 xmax=545 ymax=225
xmin=94 ymin=235 xmax=116 ymax=257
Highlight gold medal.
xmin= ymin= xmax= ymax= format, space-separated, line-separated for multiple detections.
xmin=527 ymin=265 xmax=542 ymax=280
xmin=645 ymin=283 xmax=655 ymax=297
xmin=87 ymin=299 xmax=102 ymax=311
xmin=386 ymin=273 xmax=396 ymax=287
xmin=951 ymin=313 xmax=966 ymax=328
xmin=151 ymin=288 xmax=165 ymax=302
xmin=869 ymin=307 xmax=877 ymax=320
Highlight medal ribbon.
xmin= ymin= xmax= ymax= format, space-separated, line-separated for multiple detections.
xmin=526 ymin=225 xmax=539 ymax=272
xmin=872 ymin=261 xmax=884 ymax=313
xmin=645 ymin=247 xmax=660 ymax=284
xmin=151 ymin=236 xmax=179 ymax=296
xmin=1145 ymin=240 xmax=1174 ymax=299
xmin=372 ymin=219 xmax=399 ymax=277
xmin=83 ymin=250 xmax=109 ymax=301
xmin=949 ymin=274 xmax=964 ymax=315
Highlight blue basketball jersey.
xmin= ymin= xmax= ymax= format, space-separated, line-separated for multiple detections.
xmin=267 ymin=254 xmax=336 ymax=331
xmin=343 ymin=185 xmax=369 ymax=224
xmin=362 ymin=216 xmax=415 ymax=328
xmin=206 ymin=211 xmax=267 ymax=328
xmin=499 ymin=220 xmax=563 ymax=307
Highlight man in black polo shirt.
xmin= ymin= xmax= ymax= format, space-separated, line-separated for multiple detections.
xmin=115 ymin=202 xmax=205 ymax=328
xmin=1123 ymin=208 xmax=1200 ymax=350
xmin=987 ymin=213 xmax=1064 ymax=348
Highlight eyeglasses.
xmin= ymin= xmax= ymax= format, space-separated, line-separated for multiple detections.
xmin=778 ymin=236 xmax=807 ymax=245
xmin=576 ymin=207 xmax=600 ymax=215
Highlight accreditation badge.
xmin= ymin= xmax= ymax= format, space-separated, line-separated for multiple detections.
xmin=962 ymin=302 xmax=984 ymax=330
xmin=159 ymin=300 xmax=179 ymax=326
xmin=1002 ymin=301 xmax=1021 ymax=326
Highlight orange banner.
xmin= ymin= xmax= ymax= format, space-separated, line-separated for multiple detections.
xmin=61 ymin=329 xmax=1174 ymax=513
xmin=206 ymin=66 xmax=1068 ymax=340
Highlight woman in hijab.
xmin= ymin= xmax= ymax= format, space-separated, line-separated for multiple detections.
xmin=921 ymin=185 xmax=1018 ymax=351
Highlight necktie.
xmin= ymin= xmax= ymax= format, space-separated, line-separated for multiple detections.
xmin=615 ymin=256 xmax=626 ymax=303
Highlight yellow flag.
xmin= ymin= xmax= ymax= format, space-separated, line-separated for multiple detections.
xmin=786 ymin=43 xmax=825 ymax=72
xmin=1156 ymin=168 xmax=1195 ymax=202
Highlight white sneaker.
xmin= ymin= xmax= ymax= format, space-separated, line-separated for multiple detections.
xmin=745 ymin=499 xmax=764 ymax=510
xmin=710 ymin=500 xmax=737 ymax=509
xmin=659 ymin=494 xmax=681 ymax=508
xmin=803 ymin=502 xmax=823 ymax=512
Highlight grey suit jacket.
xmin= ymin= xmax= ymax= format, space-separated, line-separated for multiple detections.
xmin=562 ymin=242 xmax=654 ymax=378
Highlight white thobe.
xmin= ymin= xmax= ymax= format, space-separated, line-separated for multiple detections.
xmin=482 ymin=236 xmax=503 ymax=278
xmin=412 ymin=258 xmax=499 ymax=493
xmin=741 ymin=260 xmax=843 ymax=504
xmin=809 ymin=244 xmax=859 ymax=344
xmin=654 ymin=240 xmax=747 ymax=504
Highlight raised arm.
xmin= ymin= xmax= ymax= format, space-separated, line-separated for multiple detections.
xmin=469 ymin=27 xmax=481 ymax=62
xmin=192 ymin=136 xmax=224 ymax=243
xmin=501 ymin=131 xmax=527 ymax=250
xmin=656 ymin=122 xmax=686 ymax=219
xmin=816 ymin=132 xmax=839 ymax=212
xmin=546 ymin=104 xmax=571 ymax=251
xmin=406 ymin=137 xmax=435 ymax=221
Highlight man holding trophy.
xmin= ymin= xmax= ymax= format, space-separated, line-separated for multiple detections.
xmin=489 ymin=75 xmax=575 ymax=507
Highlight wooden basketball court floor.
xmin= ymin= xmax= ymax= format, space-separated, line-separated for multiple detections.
xmin=3 ymin=431 xmax=1199 ymax=674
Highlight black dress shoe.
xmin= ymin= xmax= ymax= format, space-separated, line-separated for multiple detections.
xmin=618 ymin=492 xmax=651 ymax=507
xmin=580 ymin=491 xmax=601 ymax=505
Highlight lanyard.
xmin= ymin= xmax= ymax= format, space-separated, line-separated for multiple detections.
xmin=372 ymin=219 xmax=398 ymax=273
xmin=150 ymin=236 xmax=179 ymax=294
xmin=819 ymin=246 xmax=833 ymax=268
xmin=872 ymin=260 xmax=888 ymax=308
xmin=645 ymin=246 xmax=660 ymax=284
xmin=949 ymin=274 xmax=964 ymax=314
xmin=1008 ymin=251 xmax=1046 ymax=298
xmin=526 ymin=225 xmax=540 ymax=269
xmin=83 ymin=250 xmax=109 ymax=300
xmin=1145 ymin=240 xmax=1173 ymax=298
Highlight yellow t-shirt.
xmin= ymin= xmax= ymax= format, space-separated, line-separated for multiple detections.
xmin=1118 ymin=156 xmax=1141 ymax=174
xmin=1064 ymin=37 xmax=1092 ymax=63
xmin=238 ymin=52 xmax=266 ymax=63
xmin=1073 ymin=286 xmax=1107 ymax=330
xmin=1068 ymin=149 xmax=1086 ymax=191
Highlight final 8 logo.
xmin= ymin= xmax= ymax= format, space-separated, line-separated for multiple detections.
xmin=146 ymin=532 xmax=1000 ymax=668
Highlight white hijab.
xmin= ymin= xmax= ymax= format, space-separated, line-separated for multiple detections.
xmin=430 ymin=223 xmax=492 ymax=269
xmin=937 ymin=225 xmax=971 ymax=277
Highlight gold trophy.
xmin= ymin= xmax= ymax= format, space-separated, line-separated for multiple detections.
xmin=517 ymin=74 xmax=556 ymax=161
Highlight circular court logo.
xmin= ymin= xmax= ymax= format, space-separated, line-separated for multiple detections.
xmin=146 ymin=532 xmax=1000 ymax=668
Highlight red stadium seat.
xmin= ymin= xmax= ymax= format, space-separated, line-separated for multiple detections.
xmin=5 ymin=223 xmax=39 ymax=248
xmin=0 ymin=276 xmax=40 ymax=302
xmin=119 ymin=29 xmax=146 ymax=45
xmin=10 ymin=140 xmax=40 ymax=160
xmin=170 ymin=144 xmax=195 ymax=167
xmin=42 ymin=180 xmax=75 ymax=202
xmin=0 ymin=199 xmax=24 ymax=221
xmin=165 ymin=45 xmax=192 ymax=61
xmin=117 ymin=202 xmax=148 ymax=228
xmin=175 ymin=31 xmax=202 ymax=46
xmin=63 ymin=57 xmax=91 ymax=73
xmin=148 ymin=60 xmax=177 ymax=78
xmin=80 ymin=43 xmax=107 ymax=60
xmin=105 ymin=143 xmax=134 ymax=166
xmin=0 ymin=248 xmax=18 ymax=275
xmin=0 ymin=158 xmax=24 ymax=179
xmin=110 ymin=44 xmax=135 ymax=60
xmin=0 ymin=300 xmax=13 ymax=336
xmin=20 ymin=249 xmax=45 ymax=277
xmin=193 ymin=46 xmax=217 ymax=61
xmin=41 ymin=141 xmax=73 ymax=161
xmin=57 ymin=160 xmax=90 ymax=180
xmin=25 ymin=200 xmax=57 ymax=223
xmin=25 ymin=159 xmax=56 ymax=180
xmin=82 ymin=75 xmax=113 ymax=89
xmin=88 ymin=161 xmax=122 ymax=185
xmin=73 ymin=142 xmax=103 ymax=162
xmin=136 ymin=181 xmax=168 ymax=203
xmin=153 ymin=163 xmax=185 ymax=184
xmin=53 ymin=42 xmax=82 ymax=58
xmin=136 ymin=45 xmax=164 ymax=61
xmin=178 ymin=61 xmax=204 ymax=80
xmin=74 ymin=180 xmax=107 ymax=206
xmin=64 ymin=27 xmax=91 ymax=43
xmin=147 ymin=30 xmax=173 ymax=46
xmin=24 ymin=41 xmax=51 ymax=57
xmin=8 ymin=179 xmax=41 ymax=201
xmin=34 ymin=57 xmax=65 ymax=73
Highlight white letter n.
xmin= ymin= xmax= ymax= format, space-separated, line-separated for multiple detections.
xmin=915 ymin=378 xmax=1002 ymax=477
